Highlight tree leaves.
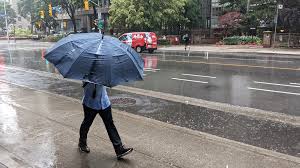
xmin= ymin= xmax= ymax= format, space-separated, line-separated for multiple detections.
xmin=0 ymin=3 xmax=16 ymax=30
xmin=109 ymin=0 xmax=187 ymax=33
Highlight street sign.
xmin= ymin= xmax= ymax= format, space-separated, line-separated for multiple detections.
xmin=278 ymin=4 xmax=283 ymax=9
xmin=98 ymin=19 xmax=104 ymax=29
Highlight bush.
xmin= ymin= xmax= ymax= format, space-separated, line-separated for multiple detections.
xmin=158 ymin=39 xmax=170 ymax=45
xmin=41 ymin=35 xmax=64 ymax=42
xmin=11 ymin=28 xmax=32 ymax=37
xmin=223 ymin=36 xmax=262 ymax=45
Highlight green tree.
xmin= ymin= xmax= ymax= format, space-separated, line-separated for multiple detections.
xmin=0 ymin=2 xmax=16 ymax=30
xmin=184 ymin=0 xmax=202 ymax=29
xmin=248 ymin=0 xmax=276 ymax=28
xmin=18 ymin=0 xmax=37 ymax=33
xmin=18 ymin=0 xmax=60 ymax=34
xmin=109 ymin=0 xmax=187 ymax=34
xmin=278 ymin=0 xmax=300 ymax=33
xmin=61 ymin=0 xmax=81 ymax=33
xmin=219 ymin=0 xmax=248 ymax=13
xmin=220 ymin=0 xmax=277 ymax=33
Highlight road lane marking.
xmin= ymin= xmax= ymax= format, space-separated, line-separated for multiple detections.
xmin=144 ymin=69 xmax=158 ymax=72
xmin=290 ymin=83 xmax=300 ymax=86
xmin=160 ymin=59 xmax=300 ymax=71
xmin=144 ymin=68 xmax=160 ymax=72
xmin=181 ymin=74 xmax=216 ymax=79
xmin=248 ymin=87 xmax=300 ymax=96
xmin=144 ymin=54 xmax=295 ymax=63
xmin=171 ymin=78 xmax=208 ymax=84
xmin=2 ymin=65 xmax=300 ymax=128
xmin=144 ymin=68 xmax=160 ymax=71
xmin=254 ymin=81 xmax=300 ymax=88
xmin=215 ymin=57 xmax=294 ymax=63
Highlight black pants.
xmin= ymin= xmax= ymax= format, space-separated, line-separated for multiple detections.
xmin=79 ymin=105 xmax=122 ymax=147
xmin=185 ymin=41 xmax=189 ymax=50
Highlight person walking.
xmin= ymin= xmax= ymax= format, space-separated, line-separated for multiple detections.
xmin=183 ymin=34 xmax=190 ymax=51
xmin=78 ymin=82 xmax=133 ymax=159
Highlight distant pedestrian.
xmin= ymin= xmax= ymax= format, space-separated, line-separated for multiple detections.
xmin=183 ymin=34 xmax=190 ymax=51
xmin=78 ymin=82 xmax=133 ymax=159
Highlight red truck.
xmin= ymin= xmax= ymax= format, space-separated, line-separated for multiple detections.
xmin=119 ymin=32 xmax=157 ymax=53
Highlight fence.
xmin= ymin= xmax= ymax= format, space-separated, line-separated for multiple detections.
xmin=275 ymin=33 xmax=300 ymax=48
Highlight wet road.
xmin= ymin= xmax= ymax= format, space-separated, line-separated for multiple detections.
xmin=135 ymin=53 xmax=300 ymax=116
xmin=0 ymin=42 xmax=299 ymax=157
xmin=1 ymin=45 xmax=300 ymax=116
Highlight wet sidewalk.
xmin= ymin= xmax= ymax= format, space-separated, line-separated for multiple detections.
xmin=0 ymin=81 xmax=299 ymax=167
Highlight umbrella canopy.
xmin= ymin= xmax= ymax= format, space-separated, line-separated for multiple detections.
xmin=45 ymin=33 xmax=144 ymax=87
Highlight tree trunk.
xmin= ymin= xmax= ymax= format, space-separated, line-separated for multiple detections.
xmin=71 ymin=14 xmax=77 ymax=33
xmin=30 ymin=14 xmax=34 ymax=34
xmin=63 ymin=2 xmax=77 ymax=33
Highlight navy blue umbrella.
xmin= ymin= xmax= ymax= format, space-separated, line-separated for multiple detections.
xmin=45 ymin=33 xmax=144 ymax=87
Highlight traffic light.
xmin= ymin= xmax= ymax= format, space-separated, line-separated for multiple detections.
xmin=84 ymin=0 xmax=89 ymax=11
xmin=48 ymin=4 xmax=53 ymax=17
xmin=40 ymin=10 xmax=45 ymax=19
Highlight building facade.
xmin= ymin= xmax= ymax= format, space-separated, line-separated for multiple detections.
xmin=199 ymin=0 xmax=224 ymax=29
xmin=211 ymin=0 xmax=223 ymax=29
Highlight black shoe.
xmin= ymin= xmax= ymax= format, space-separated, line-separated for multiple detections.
xmin=115 ymin=145 xmax=133 ymax=159
xmin=78 ymin=139 xmax=90 ymax=153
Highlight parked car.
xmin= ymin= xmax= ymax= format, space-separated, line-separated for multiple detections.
xmin=119 ymin=32 xmax=157 ymax=53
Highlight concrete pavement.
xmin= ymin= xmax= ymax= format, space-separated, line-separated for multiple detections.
xmin=0 ymin=81 xmax=299 ymax=168
xmin=159 ymin=45 xmax=300 ymax=55
xmin=1 ymin=40 xmax=300 ymax=56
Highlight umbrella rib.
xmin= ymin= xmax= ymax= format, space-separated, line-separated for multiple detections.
xmin=108 ymin=41 xmax=144 ymax=80
xmin=63 ymin=40 xmax=99 ymax=78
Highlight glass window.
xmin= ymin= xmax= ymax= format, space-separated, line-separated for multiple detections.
xmin=119 ymin=35 xmax=127 ymax=41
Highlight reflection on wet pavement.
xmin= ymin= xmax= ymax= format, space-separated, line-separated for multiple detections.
xmin=0 ymin=67 xmax=299 ymax=157
xmin=1 ymin=49 xmax=300 ymax=116
xmin=0 ymin=83 xmax=178 ymax=168
xmin=0 ymin=83 xmax=57 ymax=167
xmin=0 ymin=48 xmax=300 ymax=157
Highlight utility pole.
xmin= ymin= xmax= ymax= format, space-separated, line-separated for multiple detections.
xmin=3 ymin=0 xmax=10 ymax=42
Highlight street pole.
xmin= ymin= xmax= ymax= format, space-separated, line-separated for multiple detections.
xmin=97 ymin=0 xmax=101 ymax=33
xmin=273 ymin=4 xmax=282 ymax=48
xmin=3 ymin=0 xmax=10 ymax=43
xmin=247 ymin=0 xmax=251 ymax=13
